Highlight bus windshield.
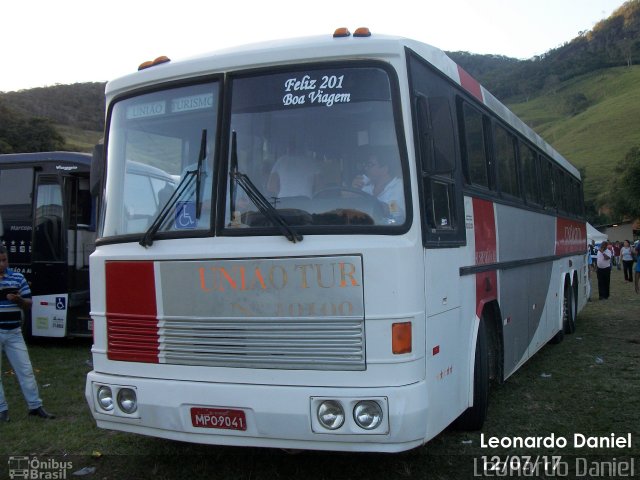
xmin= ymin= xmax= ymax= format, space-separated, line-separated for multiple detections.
xmin=226 ymin=65 xmax=406 ymax=230
xmin=102 ymin=81 xmax=218 ymax=238
xmin=100 ymin=65 xmax=407 ymax=240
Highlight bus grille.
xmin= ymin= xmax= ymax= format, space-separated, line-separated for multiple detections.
xmin=158 ymin=317 xmax=365 ymax=370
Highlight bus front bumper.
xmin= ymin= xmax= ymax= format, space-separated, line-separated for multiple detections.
xmin=85 ymin=371 xmax=428 ymax=452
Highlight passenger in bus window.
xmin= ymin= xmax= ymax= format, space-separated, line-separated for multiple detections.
xmin=267 ymin=139 xmax=321 ymax=198
xmin=0 ymin=245 xmax=55 ymax=422
xmin=596 ymin=241 xmax=612 ymax=300
xmin=352 ymin=147 xmax=405 ymax=223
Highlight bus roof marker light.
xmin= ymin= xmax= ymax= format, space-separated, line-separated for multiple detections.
xmin=152 ymin=56 xmax=171 ymax=66
xmin=353 ymin=27 xmax=371 ymax=37
xmin=138 ymin=60 xmax=154 ymax=71
xmin=138 ymin=56 xmax=171 ymax=71
xmin=333 ymin=27 xmax=351 ymax=38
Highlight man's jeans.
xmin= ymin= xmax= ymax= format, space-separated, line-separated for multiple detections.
xmin=0 ymin=328 xmax=42 ymax=412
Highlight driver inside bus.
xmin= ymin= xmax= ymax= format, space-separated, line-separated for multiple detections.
xmin=352 ymin=147 xmax=405 ymax=223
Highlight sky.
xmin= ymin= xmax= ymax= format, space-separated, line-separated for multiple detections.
xmin=0 ymin=0 xmax=627 ymax=93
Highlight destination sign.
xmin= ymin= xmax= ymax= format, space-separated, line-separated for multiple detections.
xmin=126 ymin=100 xmax=166 ymax=120
xmin=159 ymin=256 xmax=364 ymax=318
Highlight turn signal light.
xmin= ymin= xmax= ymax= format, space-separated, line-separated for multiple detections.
xmin=392 ymin=322 xmax=412 ymax=354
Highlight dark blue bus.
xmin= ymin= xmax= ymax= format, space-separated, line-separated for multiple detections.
xmin=0 ymin=151 xmax=95 ymax=338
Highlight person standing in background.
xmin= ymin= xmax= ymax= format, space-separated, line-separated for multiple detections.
xmin=635 ymin=241 xmax=640 ymax=294
xmin=589 ymin=240 xmax=597 ymax=272
xmin=0 ymin=245 xmax=55 ymax=422
xmin=620 ymin=240 xmax=634 ymax=283
xmin=613 ymin=241 xmax=621 ymax=270
xmin=596 ymin=241 xmax=612 ymax=300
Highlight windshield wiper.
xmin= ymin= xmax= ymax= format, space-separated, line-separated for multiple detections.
xmin=229 ymin=131 xmax=302 ymax=243
xmin=195 ymin=129 xmax=207 ymax=219
xmin=140 ymin=168 xmax=196 ymax=247
xmin=140 ymin=129 xmax=208 ymax=247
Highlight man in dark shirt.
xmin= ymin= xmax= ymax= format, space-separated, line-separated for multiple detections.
xmin=0 ymin=245 xmax=55 ymax=422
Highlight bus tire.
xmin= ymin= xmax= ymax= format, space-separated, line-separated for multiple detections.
xmin=454 ymin=318 xmax=489 ymax=431
xmin=563 ymin=283 xmax=576 ymax=334
xmin=550 ymin=327 xmax=564 ymax=344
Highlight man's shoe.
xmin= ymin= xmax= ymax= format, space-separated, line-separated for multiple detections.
xmin=0 ymin=410 xmax=8 ymax=422
xmin=28 ymin=406 xmax=55 ymax=419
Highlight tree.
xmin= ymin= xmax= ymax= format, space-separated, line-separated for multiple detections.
xmin=607 ymin=145 xmax=640 ymax=219
xmin=0 ymin=100 xmax=65 ymax=153
xmin=564 ymin=93 xmax=590 ymax=116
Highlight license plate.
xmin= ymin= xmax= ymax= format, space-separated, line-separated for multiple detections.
xmin=190 ymin=407 xmax=247 ymax=431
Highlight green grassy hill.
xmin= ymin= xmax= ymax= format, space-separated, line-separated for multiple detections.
xmin=508 ymin=65 xmax=640 ymax=202
xmin=2 ymin=67 xmax=638 ymax=213
xmin=55 ymin=124 xmax=103 ymax=152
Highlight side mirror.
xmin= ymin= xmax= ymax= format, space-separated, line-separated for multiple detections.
xmin=90 ymin=143 xmax=105 ymax=197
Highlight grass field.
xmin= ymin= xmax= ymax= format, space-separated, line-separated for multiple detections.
xmin=56 ymin=124 xmax=103 ymax=153
xmin=1 ymin=270 xmax=638 ymax=479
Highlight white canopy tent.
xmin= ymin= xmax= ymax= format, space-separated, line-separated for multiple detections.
xmin=587 ymin=223 xmax=607 ymax=244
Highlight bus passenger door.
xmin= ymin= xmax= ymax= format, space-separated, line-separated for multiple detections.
xmin=31 ymin=174 xmax=67 ymax=337
xmin=65 ymin=175 xmax=95 ymax=336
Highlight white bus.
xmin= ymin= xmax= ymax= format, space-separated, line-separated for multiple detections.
xmin=85 ymin=28 xmax=588 ymax=452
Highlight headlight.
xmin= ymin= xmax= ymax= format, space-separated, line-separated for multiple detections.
xmin=353 ymin=400 xmax=383 ymax=430
xmin=317 ymin=400 xmax=345 ymax=430
xmin=117 ymin=388 xmax=138 ymax=414
xmin=97 ymin=386 xmax=114 ymax=411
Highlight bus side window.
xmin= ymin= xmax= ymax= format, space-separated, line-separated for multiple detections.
xmin=493 ymin=124 xmax=520 ymax=200
xmin=540 ymin=158 xmax=555 ymax=211
xmin=519 ymin=142 xmax=541 ymax=206
xmin=409 ymin=52 xmax=465 ymax=247
xmin=459 ymin=101 xmax=491 ymax=189
xmin=416 ymin=95 xmax=457 ymax=235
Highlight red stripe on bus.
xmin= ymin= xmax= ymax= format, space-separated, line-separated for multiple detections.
xmin=555 ymin=217 xmax=587 ymax=255
xmin=457 ymin=65 xmax=483 ymax=103
xmin=105 ymin=261 xmax=159 ymax=363
xmin=473 ymin=198 xmax=498 ymax=318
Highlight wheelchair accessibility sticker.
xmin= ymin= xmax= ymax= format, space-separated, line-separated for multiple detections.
xmin=175 ymin=201 xmax=197 ymax=229
xmin=56 ymin=296 xmax=66 ymax=310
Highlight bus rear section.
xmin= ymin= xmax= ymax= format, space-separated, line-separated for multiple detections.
xmin=0 ymin=152 xmax=96 ymax=338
